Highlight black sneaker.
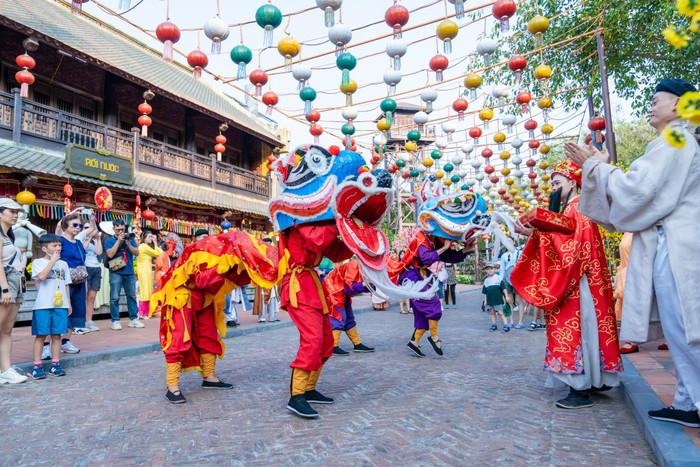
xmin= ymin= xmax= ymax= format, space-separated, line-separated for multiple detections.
xmin=527 ymin=322 xmax=537 ymax=331
xmin=226 ymin=321 xmax=238 ymax=327
xmin=202 ymin=379 xmax=234 ymax=390
xmin=589 ymin=385 xmax=613 ymax=393
xmin=287 ymin=394 xmax=319 ymax=418
xmin=353 ymin=343 xmax=375 ymax=353
xmin=427 ymin=336 xmax=444 ymax=355
xmin=333 ymin=346 xmax=349 ymax=356
xmin=648 ymin=406 xmax=700 ymax=427
xmin=407 ymin=341 xmax=425 ymax=357
xmin=304 ymin=389 xmax=334 ymax=404
xmin=555 ymin=388 xmax=593 ymax=409
xmin=165 ymin=389 xmax=186 ymax=404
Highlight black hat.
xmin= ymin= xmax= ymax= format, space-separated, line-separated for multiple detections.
xmin=194 ymin=228 xmax=209 ymax=237
xmin=655 ymin=79 xmax=697 ymax=97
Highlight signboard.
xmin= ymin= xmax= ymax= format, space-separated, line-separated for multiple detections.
xmin=65 ymin=144 xmax=134 ymax=185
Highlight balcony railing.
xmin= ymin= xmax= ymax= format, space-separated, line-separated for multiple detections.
xmin=1 ymin=89 xmax=269 ymax=197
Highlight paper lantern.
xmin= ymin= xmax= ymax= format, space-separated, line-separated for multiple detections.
xmin=429 ymin=54 xmax=449 ymax=82
xmin=336 ymin=52 xmax=356 ymax=88
xmin=249 ymin=69 xmax=268 ymax=97
xmin=588 ymin=116 xmax=605 ymax=143
xmin=16 ymin=191 xmax=36 ymax=206
xmin=420 ymin=87 xmax=438 ymax=112
xmin=492 ymin=0 xmax=517 ymax=32
xmin=15 ymin=54 xmax=36 ymax=98
xmin=464 ymin=73 xmax=482 ymax=100
xmin=328 ymin=22 xmax=352 ymax=56
xmin=278 ymin=35 xmax=300 ymax=68
xmin=187 ymin=49 xmax=208 ymax=79
xmin=436 ymin=20 xmax=458 ymax=54
xmin=317 ymin=0 xmax=342 ymax=27
xmin=383 ymin=69 xmax=402 ymax=95
xmin=203 ymin=15 xmax=230 ymax=54
xmin=310 ymin=122 xmax=323 ymax=144
xmin=447 ymin=0 xmax=465 ymax=19
xmin=156 ymin=21 xmax=180 ymax=62
xmin=94 ymin=187 xmax=113 ymax=211
xmin=306 ymin=109 xmax=321 ymax=123
xmin=256 ymin=3 xmax=283 ymax=47
xmin=142 ymin=209 xmax=156 ymax=220
xmin=385 ymin=2 xmax=409 ymax=38
xmin=300 ymin=86 xmax=317 ymax=115
xmin=138 ymin=101 xmax=152 ymax=137
xmin=230 ymin=44 xmax=253 ymax=81
xmin=340 ymin=79 xmax=357 ymax=106
xmin=291 ymin=64 xmax=312 ymax=92
xmin=386 ymin=38 xmax=407 ymax=71
xmin=452 ymin=98 xmax=468 ymax=121
xmin=262 ymin=90 xmax=279 ymax=116
xmin=516 ymin=91 xmax=532 ymax=112
xmin=508 ymin=55 xmax=527 ymax=83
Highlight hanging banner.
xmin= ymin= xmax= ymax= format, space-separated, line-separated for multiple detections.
xmin=65 ymin=144 xmax=134 ymax=185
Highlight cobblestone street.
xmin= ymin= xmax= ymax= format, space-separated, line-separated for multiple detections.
xmin=1 ymin=289 xmax=655 ymax=466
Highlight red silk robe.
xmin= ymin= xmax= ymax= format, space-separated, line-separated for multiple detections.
xmin=510 ymin=198 xmax=622 ymax=375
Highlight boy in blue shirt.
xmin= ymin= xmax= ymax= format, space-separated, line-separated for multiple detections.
xmin=482 ymin=262 xmax=510 ymax=334
xmin=31 ymin=234 xmax=72 ymax=378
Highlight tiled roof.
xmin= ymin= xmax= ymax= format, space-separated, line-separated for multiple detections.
xmin=0 ymin=140 xmax=270 ymax=216
xmin=0 ymin=0 xmax=282 ymax=147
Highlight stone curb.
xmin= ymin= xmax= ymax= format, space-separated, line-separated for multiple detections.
xmin=14 ymin=306 xmax=378 ymax=374
xmin=620 ymin=355 xmax=700 ymax=467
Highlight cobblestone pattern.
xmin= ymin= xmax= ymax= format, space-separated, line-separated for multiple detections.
xmin=0 ymin=290 xmax=655 ymax=466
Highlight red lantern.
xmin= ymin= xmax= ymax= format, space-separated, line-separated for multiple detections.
xmin=489 ymin=175 xmax=500 ymax=183
xmin=388 ymin=165 xmax=396 ymax=174
xmin=249 ymin=69 xmax=268 ymax=97
xmin=305 ymin=109 xmax=321 ymax=123
xmin=187 ymin=49 xmax=208 ymax=79
xmin=214 ymin=143 xmax=226 ymax=153
xmin=385 ymin=3 xmax=410 ymax=38
xmin=528 ymin=140 xmax=540 ymax=149
xmin=216 ymin=134 xmax=227 ymax=145
xmin=429 ymin=54 xmax=449 ymax=82
xmin=492 ymin=0 xmax=517 ymax=31
xmin=142 ymin=209 xmax=156 ymax=220
xmin=401 ymin=170 xmax=411 ymax=179
xmin=14 ymin=70 xmax=35 ymax=99
xmin=584 ymin=133 xmax=604 ymax=145
xmin=267 ymin=155 xmax=277 ymax=163
xmin=63 ymin=181 xmax=73 ymax=215
xmin=508 ymin=55 xmax=527 ymax=82
xmin=156 ymin=21 xmax=181 ymax=62
xmin=469 ymin=126 xmax=482 ymax=143
xmin=452 ymin=98 xmax=468 ymax=121
xmin=262 ymin=90 xmax=279 ymax=116
xmin=71 ymin=0 xmax=89 ymax=13
xmin=530 ymin=182 xmax=539 ymax=189
xmin=407 ymin=196 xmax=418 ymax=203
xmin=16 ymin=54 xmax=35 ymax=70
xmin=484 ymin=165 xmax=495 ymax=174
xmin=497 ymin=188 xmax=507 ymax=196
xmin=524 ymin=119 xmax=538 ymax=139
xmin=310 ymin=123 xmax=323 ymax=144
xmin=481 ymin=148 xmax=493 ymax=159
xmin=588 ymin=116 xmax=605 ymax=143
xmin=138 ymin=101 xmax=152 ymax=137
xmin=328 ymin=145 xmax=340 ymax=155
xmin=528 ymin=172 xmax=537 ymax=179
xmin=516 ymin=91 xmax=532 ymax=112
xmin=215 ymin=134 xmax=227 ymax=160
xmin=525 ymin=159 xmax=536 ymax=167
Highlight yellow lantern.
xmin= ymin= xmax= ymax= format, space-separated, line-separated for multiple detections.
xmin=542 ymin=123 xmax=554 ymax=135
xmin=464 ymin=73 xmax=482 ymax=100
xmin=499 ymin=151 xmax=511 ymax=160
xmin=435 ymin=170 xmax=444 ymax=179
xmin=519 ymin=201 xmax=527 ymax=207
xmin=538 ymin=97 xmax=552 ymax=110
xmin=539 ymin=144 xmax=550 ymax=154
xmin=479 ymin=108 xmax=494 ymax=129
xmin=277 ymin=36 xmax=300 ymax=67
xmin=377 ymin=118 xmax=391 ymax=132
xmin=539 ymin=161 xmax=549 ymax=170
xmin=534 ymin=65 xmax=552 ymax=81
xmin=16 ymin=190 xmax=36 ymax=205
xmin=443 ymin=178 xmax=452 ymax=186
xmin=436 ymin=20 xmax=458 ymax=54
xmin=509 ymin=188 xmax=518 ymax=195
xmin=501 ymin=167 xmax=511 ymax=176
xmin=514 ymin=195 xmax=522 ymax=202
xmin=405 ymin=141 xmax=417 ymax=153
xmin=340 ymin=79 xmax=357 ymax=105
xmin=493 ymin=132 xmax=506 ymax=144
xmin=541 ymin=174 xmax=551 ymax=181
xmin=505 ymin=177 xmax=515 ymax=186
xmin=528 ymin=15 xmax=550 ymax=36
xmin=422 ymin=158 xmax=434 ymax=167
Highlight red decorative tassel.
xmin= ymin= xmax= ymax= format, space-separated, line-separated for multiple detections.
xmin=20 ymin=82 xmax=29 ymax=98
xmin=141 ymin=125 xmax=148 ymax=137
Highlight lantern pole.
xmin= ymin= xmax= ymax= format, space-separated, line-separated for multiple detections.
xmin=596 ymin=29 xmax=617 ymax=164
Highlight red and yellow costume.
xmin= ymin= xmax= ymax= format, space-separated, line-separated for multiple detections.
xmin=511 ymin=161 xmax=622 ymax=380
xmin=150 ymin=232 xmax=286 ymax=388
xmin=280 ymin=223 xmax=354 ymax=396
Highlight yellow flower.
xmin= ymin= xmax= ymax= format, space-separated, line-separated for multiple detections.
xmin=663 ymin=25 xmax=690 ymax=48
xmin=677 ymin=91 xmax=700 ymax=124
xmin=691 ymin=12 xmax=700 ymax=32
xmin=676 ymin=0 xmax=700 ymax=16
xmin=662 ymin=126 xmax=686 ymax=148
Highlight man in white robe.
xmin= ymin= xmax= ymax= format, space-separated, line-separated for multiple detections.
xmin=564 ymin=78 xmax=700 ymax=428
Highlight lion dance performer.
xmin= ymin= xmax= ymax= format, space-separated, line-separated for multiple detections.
xmin=511 ymin=159 xmax=622 ymax=409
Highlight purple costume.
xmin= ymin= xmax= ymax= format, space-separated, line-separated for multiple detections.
xmin=399 ymin=245 xmax=467 ymax=330
xmin=330 ymin=282 xmax=365 ymax=331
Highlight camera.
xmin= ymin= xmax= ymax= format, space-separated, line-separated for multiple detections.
xmin=124 ymin=232 xmax=136 ymax=240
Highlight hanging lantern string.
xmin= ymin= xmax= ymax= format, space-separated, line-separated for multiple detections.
xmin=165 ymin=0 xmax=169 ymax=21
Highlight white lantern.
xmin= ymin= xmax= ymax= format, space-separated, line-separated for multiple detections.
xmin=373 ymin=133 xmax=387 ymax=147
xmin=436 ymin=137 xmax=449 ymax=149
xmin=441 ymin=121 xmax=456 ymax=143
xmin=328 ymin=22 xmax=352 ymax=56
xmin=316 ymin=0 xmax=343 ymax=27
xmin=450 ymin=154 xmax=463 ymax=165
xmin=502 ymin=114 xmax=517 ymax=134
xmin=461 ymin=143 xmax=474 ymax=155
xmin=383 ymin=69 xmax=402 ymax=95
xmin=420 ymin=88 xmax=438 ymax=112
xmin=476 ymin=38 xmax=498 ymax=64
xmin=471 ymin=159 xmax=482 ymax=169
xmin=342 ymin=107 xmax=358 ymax=130
xmin=511 ymin=137 xmax=523 ymax=154
xmin=492 ymin=84 xmax=509 ymax=105
xmin=385 ymin=38 xmax=407 ymax=71
xmin=204 ymin=16 xmax=230 ymax=54
xmin=292 ymin=64 xmax=312 ymax=91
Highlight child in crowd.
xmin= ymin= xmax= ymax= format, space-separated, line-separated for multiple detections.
xmin=31 ymin=234 xmax=72 ymax=378
xmin=527 ymin=304 xmax=546 ymax=331
xmin=482 ymin=262 xmax=509 ymax=334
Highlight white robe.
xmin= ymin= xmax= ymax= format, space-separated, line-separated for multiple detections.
xmin=578 ymin=120 xmax=700 ymax=344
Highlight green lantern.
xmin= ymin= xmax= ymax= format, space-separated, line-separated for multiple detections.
xmin=255 ymin=4 xmax=283 ymax=47
xmin=341 ymin=123 xmax=355 ymax=147
xmin=410 ymin=169 xmax=420 ymax=178
xmin=380 ymin=98 xmax=397 ymax=126
xmin=431 ymin=150 xmax=442 ymax=160
xmin=407 ymin=129 xmax=421 ymax=141
xmin=230 ymin=44 xmax=252 ymax=81
xmin=461 ymin=184 xmax=469 ymax=190
xmin=396 ymin=159 xmax=406 ymax=168
xmin=336 ymin=52 xmax=357 ymax=88
xmin=299 ymin=86 xmax=317 ymax=116
xmin=451 ymin=175 xmax=460 ymax=183
xmin=443 ymin=163 xmax=454 ymax=173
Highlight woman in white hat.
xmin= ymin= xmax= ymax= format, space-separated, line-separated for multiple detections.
xmin=0 ymin=198 xmax=28 ymax=384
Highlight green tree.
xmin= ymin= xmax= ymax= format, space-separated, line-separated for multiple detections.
xmin=613 ymin=119 xmax=657 ymax=170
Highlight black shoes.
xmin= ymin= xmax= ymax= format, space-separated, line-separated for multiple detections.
xmin=588 ymin=385 xmax=613 ymax=393
xmin=202 ymin=379 xmax=234 ymax=390
xmin=353 ymin=343 xmax=375 ymax=353
xmin=287 ymin=395 xmax=319 ymax=418
xmin=648 ymin=406 xmax=700 ymax=427
xmin=304 ymin=389 xmax=334 ymax=404
xmin=555 ymin=388 xmax=593 ymax=409
xmin=226 ymin=320 xmax=239 ymax=328
xmin=427 ymin=336 xmax=443 ymax=355
xmin=165 ymin=389 xmax=186 ymax=404
xmin=333 ymin=346 xmax=349 ymax=356
xmin=407 ymin=341 xmax=425 ymax=358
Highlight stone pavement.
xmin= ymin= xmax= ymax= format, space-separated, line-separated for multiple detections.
xmin=0 ymin=288 xmax=656 ymax=466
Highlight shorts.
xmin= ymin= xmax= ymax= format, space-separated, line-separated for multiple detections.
xmin=87 ymin=267 xmax=102 ymax=291
xmin=503 ymin=282 xmax=516 ymax=294
xmin=485 ymin=304 xmax=504 ymax=312
xmin=5 ymin=270 xmax=24 ymax=304
xmin=32 ymin=308 xmax=69 ymax=336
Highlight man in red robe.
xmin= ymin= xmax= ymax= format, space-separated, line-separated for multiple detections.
xmin=511 ymin=160 xmax=622 ymax=409
xmin=281 ymin=223 xmax=354 ymax=418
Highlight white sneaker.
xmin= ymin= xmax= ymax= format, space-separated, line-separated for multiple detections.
xmin=138 ymin=315 xmax=150 ymax=320
xmin=258 ymin=318 xmax=266 ymax=322
xmin=128 ymin=319 xmax=145 ymax=328
xmin=61 ymin=341 xmax=80 ymax=354
xmin=86 ymin=321 xmax=100 ymax=332
xmin=0 ymin=367 xmax=29 ymax=384
xmin=41 ymin=344 xmax=51 ymax=360
xmin=73 ymin=327 xmax=90 ymax=335
xmin=111 ymin=321 xmax=122 ymax=330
